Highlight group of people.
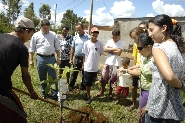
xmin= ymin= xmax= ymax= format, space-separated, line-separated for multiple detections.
xmin=1 ymin=14 xmax=185 ymax=123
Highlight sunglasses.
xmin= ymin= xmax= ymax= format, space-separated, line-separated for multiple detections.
xmin=137 ymin=45 xmax=147 ymax=51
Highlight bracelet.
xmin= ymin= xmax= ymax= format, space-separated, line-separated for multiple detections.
xmin=57 ymin=57 xmax=61 ymax=60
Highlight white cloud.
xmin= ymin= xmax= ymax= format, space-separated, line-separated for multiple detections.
xmin=83 ymin=0 xmax=136 ymax=26
xmin=152 ymin=0 xmax=185 ymax=16
xmin=83 ymin=7 xmax=114 ymax=26
xmin=110 ymin=0 xmax=136 ymax=18
xmin=84 ymin=10 xmax=90 ymax=15
xmin=19 ymin=0 xmax=29 ymax=6
xmin=0 ymin=3 xmax=6 ymax=13
xmin=146 ymin=13 xmax=155 ymax=17
xmin=50 ymin=9 xmax=64 ymax=26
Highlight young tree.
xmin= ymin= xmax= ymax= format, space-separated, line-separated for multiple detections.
xmin=61 ymin=9 xmax=88 ymax=35
xmin=39 ymin=4 xmax=51 ymax=20
xmin=0 ymin=12 xmax=12 ymax=33
xmin=23 ymin=2 xmax=40 ymax=28
xmin=2 ymin=0 xmax=22 ymax=24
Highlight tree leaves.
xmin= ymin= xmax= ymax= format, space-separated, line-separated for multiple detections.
xmin=39 ymin=4 xmax=51 ymax=20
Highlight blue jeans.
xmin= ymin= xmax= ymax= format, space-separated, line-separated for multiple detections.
xmin=145 ymin=112 xmax=181 ymax=123
xmin=36 ymin=55 xmax=58 ymax=98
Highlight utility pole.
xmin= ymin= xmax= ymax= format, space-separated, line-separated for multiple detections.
xmin=88 ymin=0 xmax=93 ymax=34
xmin=54 ymin=4 xmax=57 ymax=32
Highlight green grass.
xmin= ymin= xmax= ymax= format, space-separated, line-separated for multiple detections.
xmin=12 ymin=65 xmax=185 ymax=123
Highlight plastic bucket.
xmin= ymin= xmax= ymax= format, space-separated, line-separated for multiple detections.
xmin=118 ymin=74 xmax=132 ymax=87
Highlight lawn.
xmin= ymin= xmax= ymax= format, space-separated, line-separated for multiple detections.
xmin=11 ymin=53 xmax=185 ymax=123
xmin=12 ymin=65 xmax=140 ymax=122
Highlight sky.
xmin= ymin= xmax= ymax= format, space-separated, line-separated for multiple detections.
xmin=0 ymin=0 xmax=185 ymax=26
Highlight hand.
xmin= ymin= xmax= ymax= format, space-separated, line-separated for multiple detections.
xmin=69 ymin=60 xmax=73 ymax=65
xmin=140 ymin=107 xmax=147 ymax=118
xmin=30 ymin=91 xmax=38 ymax=100
xmin=56 ymin=59 xmax=61 ymax=65
xmin=29 ymin=60 xmax=34 ymax=67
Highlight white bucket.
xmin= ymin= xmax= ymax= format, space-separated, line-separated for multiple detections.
xmin=118 ymin=73 xmax=132 ymax=87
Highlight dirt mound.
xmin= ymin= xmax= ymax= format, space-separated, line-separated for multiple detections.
xmin=67 ymin=106 xmax=109 ymax=123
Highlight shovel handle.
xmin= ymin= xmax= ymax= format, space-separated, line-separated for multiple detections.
xmin=12 ymin=87 xmax=89 ymax=115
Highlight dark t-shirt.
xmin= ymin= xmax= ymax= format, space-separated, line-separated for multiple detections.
xmin=0 ymin=33 xmax=28 ymax=90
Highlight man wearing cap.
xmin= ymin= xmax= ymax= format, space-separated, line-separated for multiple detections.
xmin=68 ymin=23 xmax=90 ymax=91
xmin=29 ymin=19 xmax=61 ymax=100
xmin=0 ymin=17 xmax=38 ymax=122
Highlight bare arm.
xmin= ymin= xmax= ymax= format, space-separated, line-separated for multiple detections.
xmin=69 ymin=47 xmax=75 ymax=64
xmin=55 ymin=50 xmax=61 ymax=65
xmin=112 ymin=48 xmax=122 ymax=56
xmin=104 ymin=47 xmax=116 ymax=53
xmin=29 ymin=52 xmax=34 ymax=67
xmin=153 ymin=48 xmax=182 ymax=88
xmin=21 ymin=67 xmax=38 ymax=99
xmin=129 ymin=64 xmax=140 ymax=70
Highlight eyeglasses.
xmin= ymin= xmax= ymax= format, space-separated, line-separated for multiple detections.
xmin=137 ymin=46 xmax=147 ymax=51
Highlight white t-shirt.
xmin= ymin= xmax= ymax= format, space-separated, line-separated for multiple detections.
xmin=104 ymin=39 xmax=123 ymax=66
xmin=82 ymin=40 xmax=104 ymax=72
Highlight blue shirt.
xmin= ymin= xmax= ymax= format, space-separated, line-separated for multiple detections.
xmin=72 ymin=33 xmax=90 ymax=56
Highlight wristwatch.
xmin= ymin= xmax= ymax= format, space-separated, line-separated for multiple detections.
xmin=57 ymin=57 xmax=61 ymax=60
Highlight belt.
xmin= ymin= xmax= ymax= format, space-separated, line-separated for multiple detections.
xmin=37 ymin=53 xmax=54 ymax=57
xmin=75 ymin=55 xmax=83 ymax=58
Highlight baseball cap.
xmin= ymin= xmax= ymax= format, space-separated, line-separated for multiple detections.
xmin=91 ymin=27 xmax=99 ymax=33
xmin=15 ymin=17 xmax=35 ymax=31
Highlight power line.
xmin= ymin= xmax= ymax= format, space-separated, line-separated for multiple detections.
xmin=102 ymin=0 xmax=114 ymax=19
xmin=60 ymin=0 xmax=76 ymax=10
xmin=71 ymin=0 xmax=86 ymax=10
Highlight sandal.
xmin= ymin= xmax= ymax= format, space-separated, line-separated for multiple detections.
xmin=115 ymin=100 xmax=120 ymax=104
xmin=128 ymin=105 xmax=136 ymax=111
xmin=94 ymin=94 xmax=102 ymax=98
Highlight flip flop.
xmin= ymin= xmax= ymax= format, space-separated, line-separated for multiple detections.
xmin=94 ymin=94 xmax=102 ymax=98
xmin=128 ymin=105 xmax=136 ymax=111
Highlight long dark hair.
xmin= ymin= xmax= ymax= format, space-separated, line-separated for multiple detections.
xmin=149 ymin=14 xmax=185 ymax=53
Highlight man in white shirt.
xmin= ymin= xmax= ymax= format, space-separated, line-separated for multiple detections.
xmin=29 ymin=19 xmax=61 ymax=100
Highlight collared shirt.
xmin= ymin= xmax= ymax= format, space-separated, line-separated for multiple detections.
xmin=29 ymin=30 xmax=60 ymax=55
xmin=57 ymin=34 xmax=73 ymax=60
xmin=71 ymin=33 xmax=90 ymax=56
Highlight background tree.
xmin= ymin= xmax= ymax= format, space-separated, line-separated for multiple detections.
xmin=23 ymin=2 xmax=40 ymax=28
xmin=60 ymin=9 xmax=88 ymax=35
xmin=39 ymin=4 xmax=51 ymax=20
xmin=0 ymin=12 xmax=12 ymax=33
xmin=2 ymin=0 xmax=22 ymax=24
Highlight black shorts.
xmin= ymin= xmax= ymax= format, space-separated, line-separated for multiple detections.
xmin=83 ymin=71 xmax=97 ymax=86
xmin=132 ymin=76 xmax=139 ymax=87
xmin=59 ymin=60 xmax=70 ymax=68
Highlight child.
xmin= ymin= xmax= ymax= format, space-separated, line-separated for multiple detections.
xmin=115 ymin=57 xmax=130 ymax=106
xmin=128 ymin=27 xmax=147 ymax=110
xmin=82 ymin=27 xmax=104 ymax=104
xmin=95 ymin=29 xmax=123 ymax=100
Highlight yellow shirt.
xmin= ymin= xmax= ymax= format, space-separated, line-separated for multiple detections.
xmin=132 ymin=43 xmax=141 ymax=65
